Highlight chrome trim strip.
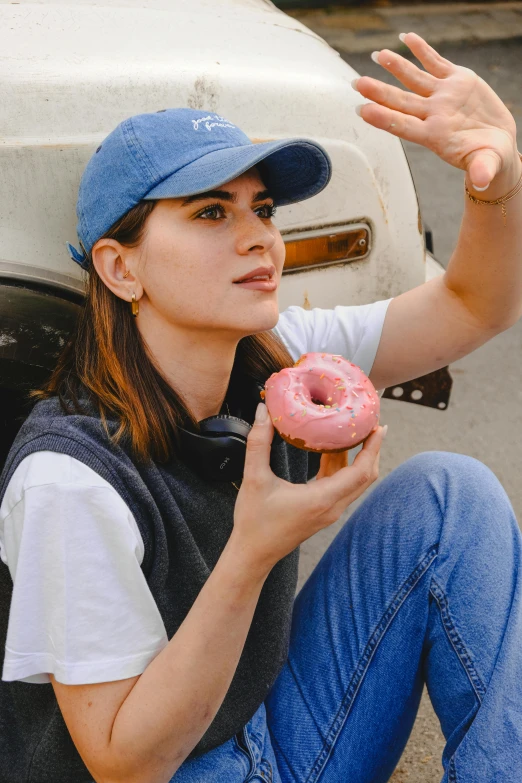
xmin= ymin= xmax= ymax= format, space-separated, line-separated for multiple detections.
xmin=0 ymin=259 xmax=86 ymax=297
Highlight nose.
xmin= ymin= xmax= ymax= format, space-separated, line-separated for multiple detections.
xmin=234 ymin=211 xmax=277 ymax=256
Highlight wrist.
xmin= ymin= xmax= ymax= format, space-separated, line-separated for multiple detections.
xmin=222 ymin=533 xmax=273 ymax=586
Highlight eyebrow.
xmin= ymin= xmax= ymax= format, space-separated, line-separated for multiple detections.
xmin=180 ymin=188 xmax=272 ymax=206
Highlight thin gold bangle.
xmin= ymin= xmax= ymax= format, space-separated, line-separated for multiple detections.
xmin=465 ymin=152 xmax=522 ymax=227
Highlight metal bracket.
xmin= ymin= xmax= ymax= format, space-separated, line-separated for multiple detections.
xmin=382 ymin=366 xmax=453 ymax=410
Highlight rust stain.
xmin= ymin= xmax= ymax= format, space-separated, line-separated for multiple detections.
xmin=303 ymin=290 xmax=312 ymax=310
xmin=376 ymin=190 xmax=388 ymax=224
xmin=187 ymin=76 xmax=219 ymax=112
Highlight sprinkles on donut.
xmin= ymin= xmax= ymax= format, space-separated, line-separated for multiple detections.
xmin=262 ymin=352 xmax=380 ymax=453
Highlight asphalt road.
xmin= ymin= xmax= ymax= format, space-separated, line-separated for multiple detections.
xmin=296 ymin=37 xmax=522 ymax=783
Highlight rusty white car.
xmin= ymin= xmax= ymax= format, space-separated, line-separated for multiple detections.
xmin=0 ymin=0 xmax=450 ymax=469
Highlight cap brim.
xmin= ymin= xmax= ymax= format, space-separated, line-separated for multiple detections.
xmin=141 ymin=138 xmax=332 ymax=206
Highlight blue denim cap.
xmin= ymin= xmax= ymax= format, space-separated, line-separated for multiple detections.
xmin=66 ymin=108 xmax=332 ymax=272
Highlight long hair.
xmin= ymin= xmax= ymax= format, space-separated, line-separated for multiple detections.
xmin=28 ymin=200 xmax=295 ymax=464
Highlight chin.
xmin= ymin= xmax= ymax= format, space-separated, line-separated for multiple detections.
xmin=238 ymin=305 xmax=279 ymax=336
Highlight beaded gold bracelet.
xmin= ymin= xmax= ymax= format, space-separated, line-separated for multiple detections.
xmin=465 ymin=152 xmax=522 ymax=227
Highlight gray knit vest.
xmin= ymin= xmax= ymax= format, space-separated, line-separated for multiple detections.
xmin=0 ymin=393 xmax=316 ymax=782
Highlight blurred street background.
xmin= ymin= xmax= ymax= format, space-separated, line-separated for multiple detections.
xmin=278 ymin=2 xmax=522 ymax=781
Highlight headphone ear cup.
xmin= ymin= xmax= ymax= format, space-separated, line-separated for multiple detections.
xmin=198 ymin=414 xmax=251 ymax=441
xmin=175 ymin=378 xmax=283 ymax=482
xmin=177 ymin=415 xmax=251 ymax=482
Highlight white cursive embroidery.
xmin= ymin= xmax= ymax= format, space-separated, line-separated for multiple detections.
xmin=191 ymin=114 xmax=236 ymax=132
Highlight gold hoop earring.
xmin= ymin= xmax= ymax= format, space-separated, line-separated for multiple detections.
xmin=131 ymin=292 xmax=139 ymax=317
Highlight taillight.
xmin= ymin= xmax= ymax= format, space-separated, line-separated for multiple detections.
xmin=282 ymin=223 xmax=370 ymax=273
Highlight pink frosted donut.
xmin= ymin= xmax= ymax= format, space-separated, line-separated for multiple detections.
xmin=263 ymin=352 xmax=380 ymax=453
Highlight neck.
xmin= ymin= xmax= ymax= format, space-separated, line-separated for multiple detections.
xmin=138 ymin=313 xmax=238 ymax=422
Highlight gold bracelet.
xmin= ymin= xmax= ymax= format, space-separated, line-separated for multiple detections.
xmin=465 ymin=152 xmax=522 ymax=227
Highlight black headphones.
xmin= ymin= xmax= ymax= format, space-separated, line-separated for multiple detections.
xmin=176 ymin=378 xmax=282 ymax=482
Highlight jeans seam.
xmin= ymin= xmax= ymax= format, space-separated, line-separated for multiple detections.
xmin=429 ymin=577 xmax=486 ymax=702
xmin=305 ymin=543 xmax=439 ymax=783
xmin=449 ymin=755 xmax=458 ymax=783
xmin=244 ymin=726 xmax=258 ymax=782
xmin=234 ymin=727 xmax=255 ymax=781
xmin=260 ymin=758 xmax=273 ymax=782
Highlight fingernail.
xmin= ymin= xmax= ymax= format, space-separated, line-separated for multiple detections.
xmin=355 ymin=104 xmax=364 ymax=117
xmin=255 ymin=402 xmax=268 ymax=423
xmin=351 ymin=78 xmax=359 ymax=90
xmin=382 ymin=424 xmax=388 ymax=439
xmin=370 ymin=51 xmax=380 ymax=64
xmin=399 ymin=33 xmax=408 ymax=43
xmin=472 ymin=182 xmax=489 ymax=191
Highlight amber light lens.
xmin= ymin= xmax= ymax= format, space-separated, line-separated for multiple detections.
xmin=283 ymin=227 xmax=369 ymax=272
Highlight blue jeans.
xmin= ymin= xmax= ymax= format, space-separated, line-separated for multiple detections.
xmin=172 ymin=452 xmax=522 ymax=782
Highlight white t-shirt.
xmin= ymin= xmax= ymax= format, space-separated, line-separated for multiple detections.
xmin=0 ymin=299 xmax=391 ymax=686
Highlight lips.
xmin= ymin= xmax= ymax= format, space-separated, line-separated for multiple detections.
xmin=233 ymin=265 xmax=276 ymax=284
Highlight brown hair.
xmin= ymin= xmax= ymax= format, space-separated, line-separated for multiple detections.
xmin=28 ymin=200 xmax=294 ymax=464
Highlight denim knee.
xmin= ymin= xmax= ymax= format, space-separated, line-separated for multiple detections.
xmin=397 ymin=450 xmax=495 ymax=486
xmin=399 ymin=450 xmax=507 ymax=502
xmin=385 ymin=450 xmax=517 ymax=547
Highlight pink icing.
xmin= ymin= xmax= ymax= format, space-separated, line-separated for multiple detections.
xmin=264 ymin=352 xmax=380 ymax=452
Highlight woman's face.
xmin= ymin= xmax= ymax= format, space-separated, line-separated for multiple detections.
xmin=132 ymin=165 xmax=286 ymax=339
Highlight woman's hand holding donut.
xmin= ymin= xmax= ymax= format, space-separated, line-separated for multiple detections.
xmin=230 ymin=403 xmax=386 ymax=578
xmin=352 ymin=32 xmax=519 ymax=192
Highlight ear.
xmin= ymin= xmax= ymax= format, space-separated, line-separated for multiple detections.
xmin=91 ymin=238 xmax=143 ymax=301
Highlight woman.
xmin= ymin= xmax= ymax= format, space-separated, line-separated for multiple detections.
xmin=1 ymin=31 xmax=521 ymax=783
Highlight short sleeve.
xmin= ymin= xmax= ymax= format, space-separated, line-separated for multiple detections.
xmin=272 ymin=298 xmax=392 ymax=381
xmin=1 ymin=453 xmax=168 ymax=685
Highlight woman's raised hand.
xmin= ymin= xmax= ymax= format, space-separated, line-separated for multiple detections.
xmin=231 ymin=402 xmax=386 ymax=577
xmin=352 ymin=31 xmax=518 ymax=190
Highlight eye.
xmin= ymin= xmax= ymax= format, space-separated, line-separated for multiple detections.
xmin=196 ymin=203 xmax=225 ymax=220
xmin=255 ymin=203 xmax=277 ymax=219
